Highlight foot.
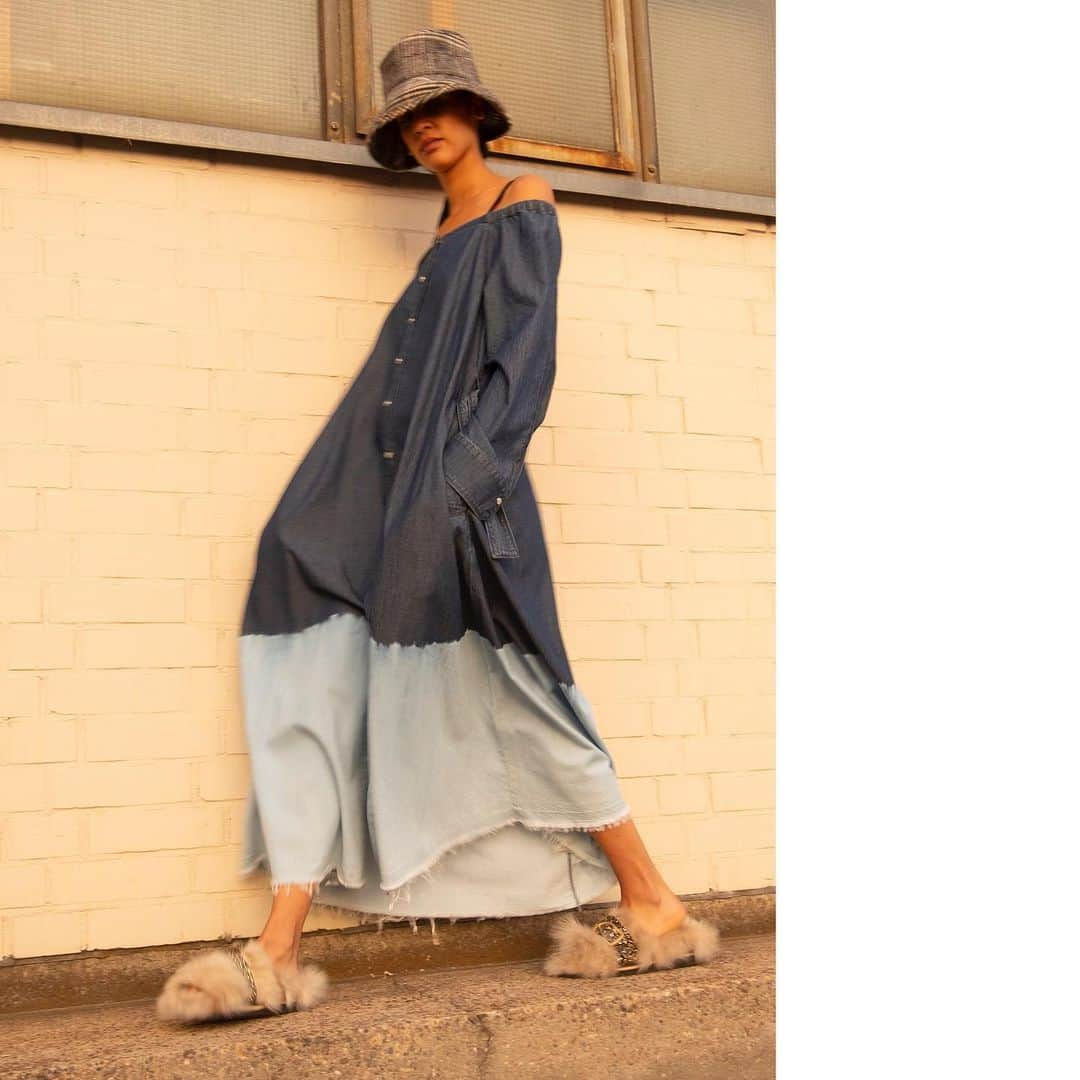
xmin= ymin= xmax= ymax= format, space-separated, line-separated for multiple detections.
xmin=257 ymin=932 xmax=301 ymax=982
xmin=619 ymin=889 xmax=689 ymax=937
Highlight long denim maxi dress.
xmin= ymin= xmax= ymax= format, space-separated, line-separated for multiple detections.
xmin=237 ymin=180 xmax=631 ymax=928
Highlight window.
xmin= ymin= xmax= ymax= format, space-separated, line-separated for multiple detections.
xmin=0 ymin=1 xmax=775 ymax=206
xmin=2 ymin=0 xmax=323 ymax=138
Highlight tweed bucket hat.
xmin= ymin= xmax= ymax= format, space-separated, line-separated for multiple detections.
xmin=365 ymin=28 xmax=512 ymax=171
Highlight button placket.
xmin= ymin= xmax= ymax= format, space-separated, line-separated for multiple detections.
xmin=379 ymin=250 xmax=436 ymax=465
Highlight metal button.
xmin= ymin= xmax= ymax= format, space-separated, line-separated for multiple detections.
xmin=394 ymin=356 xmax=404 ymax=364
xmin=495 ymin=497 xmax=503 ymax=506
xmin=419 ymin=275 xmax=427 ymax=282
xmin=407 ymin=315 xmax=416 ymax=323
xmin=383 ymin=450 xmax=396 ymax=459
xmin=381 ymin=399 xmax=393 ymax=406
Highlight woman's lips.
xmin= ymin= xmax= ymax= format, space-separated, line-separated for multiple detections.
xmin=421 ymin=138 xmax=443 ymax=153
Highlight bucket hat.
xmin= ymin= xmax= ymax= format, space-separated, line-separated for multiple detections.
xmin=365 ymin=28 xmax=512 ymax=172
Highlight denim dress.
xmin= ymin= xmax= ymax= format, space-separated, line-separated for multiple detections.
xmin=237 ymin=182 xmax=631 ymax=926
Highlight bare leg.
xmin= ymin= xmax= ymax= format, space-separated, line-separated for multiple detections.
xmin=588 ymin=817 xmax=689 ymax=936
xmin=257 ymin=885 xmax=314 ymax=978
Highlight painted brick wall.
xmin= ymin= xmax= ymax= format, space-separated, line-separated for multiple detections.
xmin=0 ymin=130 xmax=774 ymax=959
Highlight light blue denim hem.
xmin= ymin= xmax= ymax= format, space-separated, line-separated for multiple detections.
xmin=238 ymin=610 xmax=630 ymax=919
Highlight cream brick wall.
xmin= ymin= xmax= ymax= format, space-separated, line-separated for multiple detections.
xmin=0 ymin=130 xmax=774 ymax=959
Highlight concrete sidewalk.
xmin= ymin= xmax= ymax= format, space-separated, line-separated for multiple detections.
xmin=0 ymin=933 xmax=774 ymax=1079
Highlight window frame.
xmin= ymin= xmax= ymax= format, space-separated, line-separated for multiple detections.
xmin=0 ymin=0 xmax=775 ymax=218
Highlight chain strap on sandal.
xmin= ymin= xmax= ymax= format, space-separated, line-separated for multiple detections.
xmin=591 ymin=912 xmax=640 ymax=970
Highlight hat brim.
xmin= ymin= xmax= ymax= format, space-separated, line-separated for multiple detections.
xmin=366 ymin=81 xmax=511 ymax=171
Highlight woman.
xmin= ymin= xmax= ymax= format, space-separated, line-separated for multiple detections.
xmin=156 ymin=28 xmax=718 ymax=1024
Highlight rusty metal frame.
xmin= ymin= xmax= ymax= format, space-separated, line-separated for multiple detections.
xmin=350 ymin=0 xmax=640 ymax=174
xmin=0 ymin=0 xmax=775 ymax=217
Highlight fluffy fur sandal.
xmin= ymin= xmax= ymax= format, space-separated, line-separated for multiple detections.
xmin=542 ymin=904 xmax=721 ymax=978
xmin=155 ymin=938 xmax=329 ymax=1023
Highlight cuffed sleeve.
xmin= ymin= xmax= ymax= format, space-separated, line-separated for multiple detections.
xmin=443 ymin=204 xmax=561 ymax=524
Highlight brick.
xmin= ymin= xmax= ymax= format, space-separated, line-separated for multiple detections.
xmin=193 ymin=849 xmax=250 ymax=893
xmin=529 ymin=465 xmax=637 ymax=508
xmin=89 ymin=803 xmax=222 ymax=853
xmin=0 ymin=671 xmax=38 ymax=718
xmin=9 ymin=912 xmax=83 ymax=959
xmin=43 ymin=235 xmax=177 ymax=284
xmin=635 ymin=469 xmax=688 ymax=509
xmin=0 ymin=488 xmax=37 ymax=530
xmin=76 ymin=280 xmax=211 ymax=330
xmin=47 ymin=669 xmax=187 ymax=715
xmin=555 ymin=585 xmax=669 ymax=622
xmin=705 ymin=694 xmax=775 ymax=736
xmin=46 ymin=580 xmax=185 ymax=623
xmin=75 ymin=533 xmax=211 ymax=580
xmin=87 ymin=898 xmax=225 ymax=950
xmin=678 ymin=328 xmax=773 ymax=369
xmin=552 ymin=428 xmax=661 ymax=471
xmin=654 ymin=292 xmax=751 ymax=332
xmin=675 ymin=263 xmax=772 ymax=300
xmin=544 ymin=390 xmax=630 ymax=431
xmin=591 ymin=700 xmax=650 ymax=738
xmin=5 ymin=447 xmax=72 ymax=488
xmin=709 ymin=850 xmax=774 ymax=892
xmin=80 ymin=621 xmax=216 ymax=667
xmin=0 ymin=767 xmax=48 ymax=812
xmin=4 ymin=811 xmax=81 ymax=860
xmin=49 ymin=761 xmax=190 ymax=809
xmin=576 ymin=660 xmax=678 ymax=703
xmin=657 ymin=774 xmax=709 ymax=815
xmin=548 ymin=543 xmax=638 ymax=584
xmin=555 ymin=351 xmax=653 ymax=396
xmin=640 ymin=547 xmax=690 ymax=584
xmin=213 ymin=213 xmax=339 ymax=259
xmin=564 ymin=621 xmax=644 ymax=661
xmin=46 ymin=402 xmax=181 ymax=450
xmin=645 ymin=621 xmax=697 ymax=660
xmin=560 ymin=505 xmax=667 ymax=545
xmin=682 ymin=733 xmax=775 ymax=774
xmin=710 ymin=770 xmax=775 ymax=812
xmin=606 ymin=736 xmax=684 ymax=778
xmin=44 ymin=490 xmax=179 ymax=535
xmin=50 ymin=855 xmax=190 ymax=905
xmin=651 ymin=697 xmax=704 ymax=736
xmin=216 ymin=290 xmax=337 ymax=339
xmin=630 ymin=395 xmax=683 ymax=433
xmin=635 ymin=818 xmax=685 ymax=857
xmin=1 ymin=580 xmax=42 ymax=622
xmin=78 ymin=362 xmax=209 ymax=409
xmin=0 ymin=863 xmax=48 ymax=908
xmin=4 ymin=718 xmax=77 ymax=763
xmin=85 ymin=713 xmax=219 ymax=762
xmin=78 ymin=450 xmax=209 ymax=494
xmin=617 ymin=777 xmax=659 ymax=818
xmin=82 ymin=203 xmax=211 ymax=248
xmin=197 ymin=756 xmax=251 ymax=802
xmin=43 ymin=318 xmax=181 ymax=367
xmin=6 ymin=194 xmax=79 ymax=236
xmin=698 ymin=619 xmax=774 ymax=660
xmin=658 ymin=433 xmax=761 ymax=472
xmin=45 ymin=158 xmax=178 ymax=207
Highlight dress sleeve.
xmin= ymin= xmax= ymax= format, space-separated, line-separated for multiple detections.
xmin=442 ymin=204 xmax=561 ymax=525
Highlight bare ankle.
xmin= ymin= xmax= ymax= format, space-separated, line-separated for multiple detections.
xmin=258 ymin=929 xmax=300 ymax=965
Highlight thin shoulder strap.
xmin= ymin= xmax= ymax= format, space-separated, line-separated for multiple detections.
xmin=486 ymin=177 xmax=520 ymax=213
xmin=437 ymin=177 xmax=520 ymax=226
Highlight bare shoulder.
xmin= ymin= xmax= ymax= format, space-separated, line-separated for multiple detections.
xmin=502 ymin=174 xmax=556 ymax=210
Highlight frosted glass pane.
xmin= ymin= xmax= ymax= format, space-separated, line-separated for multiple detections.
xmin=367 ymin=4 xmax=615 ymax=151
xmin=649 ymin=0 xmax=775 ymax=196
xmin=5 ymin=0 xmax=323 ymax=138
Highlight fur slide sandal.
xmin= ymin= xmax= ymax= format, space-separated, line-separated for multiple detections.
xmin=156 ymin=938 xmax=329 ymax=1023
xmin=542 ymin=904 xmax=721 ymax=978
